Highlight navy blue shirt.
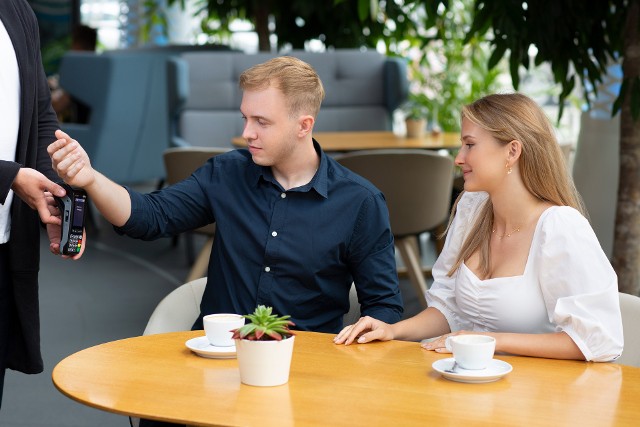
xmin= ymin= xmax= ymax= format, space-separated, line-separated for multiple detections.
xmin=117 ymin=141 xmax=403 ymax=333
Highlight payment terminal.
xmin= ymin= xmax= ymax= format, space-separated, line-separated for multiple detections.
xmin=55 ymin=183 xmax=87 ymax=255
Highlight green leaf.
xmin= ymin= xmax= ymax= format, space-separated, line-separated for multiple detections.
xmin=358 ymin=0 xmax=370 ymax=22
xmin=487 ymin=44 xmax=507 ymax=70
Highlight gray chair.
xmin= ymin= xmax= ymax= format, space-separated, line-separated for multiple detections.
xmin=58 ymin=52 xmax=168 ymax=184
xmin=616 ymin=292 xmax=640 ymax=367
xmin=336 ymin=149 xmax=454 ymax=309
xmin=163 ymin=147 xmax=229 ymax=282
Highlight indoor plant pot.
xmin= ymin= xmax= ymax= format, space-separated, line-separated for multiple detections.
xmin=405 ymin=118 xmax=427 ymax=138
xmin=232 ymin=305 xmax=296 ymax=387
xmin=402 ymin=92 xmax=430 ymax=138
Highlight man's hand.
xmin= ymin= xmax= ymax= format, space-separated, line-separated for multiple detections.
xmin=48 ymin=129 xmax=96 ymax=188
xmin=11 ymin=169 xmax=65 ymax=225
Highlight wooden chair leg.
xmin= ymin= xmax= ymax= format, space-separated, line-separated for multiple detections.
xmin=396 ymin=236 xmax=429 ymax=309
xmin=186 ymin=236 xmax=213 ymax=283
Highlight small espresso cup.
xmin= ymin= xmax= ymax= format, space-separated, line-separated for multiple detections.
xmin=445 ymin=335 xmax=496 ymax=370
xmin=203 ymin=313 xmax=245 ymax=347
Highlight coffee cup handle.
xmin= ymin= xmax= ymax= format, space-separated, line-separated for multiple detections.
xmin=445 ymin=336 xmax=453 ymax=352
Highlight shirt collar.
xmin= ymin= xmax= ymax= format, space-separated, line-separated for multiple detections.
xmin=249 ymin=139 xmax=329 ymax=199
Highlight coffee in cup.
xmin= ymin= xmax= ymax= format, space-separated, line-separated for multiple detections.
xmin=203 ymin=313 xmax=245 ymax=347
xmin=445 ymin=335 xmax=496 ymax=370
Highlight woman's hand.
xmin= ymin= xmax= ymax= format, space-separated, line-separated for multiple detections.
xmin=333 ymin=316 xmax=394 ymax=345
xmin=421 ymin=331 xmax=470 ymax=353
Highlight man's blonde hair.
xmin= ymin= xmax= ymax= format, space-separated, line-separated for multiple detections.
xmin=239 ymin=56 xmax=325 ymax=118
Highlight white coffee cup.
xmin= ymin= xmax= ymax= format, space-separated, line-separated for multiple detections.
xmin=203 ymin=313 xmax=245 ymax=347
xmin=445 ymin=335 xmax=496 ymax=370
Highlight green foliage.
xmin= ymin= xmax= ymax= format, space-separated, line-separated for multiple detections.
xmin=41 ymin=35 xmax=71 ymax=76
xmin=165 ymin=0 xmax=426 ymax=50
xmin=398 ymin=0 xmax=508 ymax=131
xmin=465 ymin=0 xmax=631 ymax=120
xmin=402 ymin=92 xmax=430 ymax=120
xmin=231 ymin=305 xmax=295 ymax=341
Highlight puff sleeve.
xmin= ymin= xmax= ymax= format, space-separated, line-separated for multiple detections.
xmin=537 ymin=207 xmax=623 ymax=362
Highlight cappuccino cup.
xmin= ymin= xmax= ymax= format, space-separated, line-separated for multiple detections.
xmin=445 ymin=335 xmax=496 ymax=370
xmin=203 ymin=313 xmax=245 ymax=347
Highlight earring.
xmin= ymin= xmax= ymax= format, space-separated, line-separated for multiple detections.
xmin=506 ymin=162 xmax=512 ymax=175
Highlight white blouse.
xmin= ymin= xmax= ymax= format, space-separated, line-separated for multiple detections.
xmin=426 ymin=192 xmax=623 ymax=362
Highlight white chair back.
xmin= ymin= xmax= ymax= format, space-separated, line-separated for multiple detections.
xmin=616 ymin=292 xmax=640 ymax=367
xmin=143 ymin=277 xmax=206 ymax=336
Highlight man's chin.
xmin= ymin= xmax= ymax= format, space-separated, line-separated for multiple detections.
xmin=250 ymin=155 xmax=271 ymax=167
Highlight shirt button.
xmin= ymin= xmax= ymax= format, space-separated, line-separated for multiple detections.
xmin=265 ymin=266 xmax=271 ymax=272
xmin=281 ymin=193 xmax=286 ymax=199
xmin=271 ymin=231 xmax=278 ymax=237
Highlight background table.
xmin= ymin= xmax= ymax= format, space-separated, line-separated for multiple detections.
xmin=232 ymin=131 xmax=461 ymax=151
xmin=53 ymin=331 xmax=640 ymax=426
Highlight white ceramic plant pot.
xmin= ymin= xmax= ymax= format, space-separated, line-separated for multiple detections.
xmin=235 ymin=335 xmax=295 ymax=386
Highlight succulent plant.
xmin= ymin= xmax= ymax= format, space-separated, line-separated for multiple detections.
xmin=231 ymin=305 xmax=295 ymax=341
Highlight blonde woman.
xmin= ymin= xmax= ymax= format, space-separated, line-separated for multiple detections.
xmin=335 ymin=93 xmax=623 ymax=362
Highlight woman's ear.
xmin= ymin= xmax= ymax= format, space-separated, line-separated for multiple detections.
xmin=507 ymin=139 xmax=522 ymax=163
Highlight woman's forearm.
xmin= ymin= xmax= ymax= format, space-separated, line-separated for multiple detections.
xmin=493 ymin=331 xmax=585 ymax=360
xmin=392 ymin=307 xmax=451 ymax=341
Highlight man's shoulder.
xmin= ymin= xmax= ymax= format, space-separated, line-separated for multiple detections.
xmin=211 ymin=149 xmax=253 ymax=168
xmin=325 ymin=156 xmax=382 ymax=197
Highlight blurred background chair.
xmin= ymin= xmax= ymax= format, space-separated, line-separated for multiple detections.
xmin=163 ymin=147 xmax=230 ymax=282
xmin=58 ymin=52 xmax=168 ymax=185
xmin=336 ymin=149 xmax=454 ymax=309
xmin=616 ymin=292 xmax=640 ymax=368
xmin=167 ymin=50 xmax=408 ymax=149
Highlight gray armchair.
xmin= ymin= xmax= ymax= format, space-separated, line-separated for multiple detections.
xmin=58 ymin=52 xmax=169 ymax=184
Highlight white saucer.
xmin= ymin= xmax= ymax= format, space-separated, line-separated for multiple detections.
xmin=185 ymin=336 xmax=237 ymax=359
xmin=432 ymin=357 xmax=512 ymax=383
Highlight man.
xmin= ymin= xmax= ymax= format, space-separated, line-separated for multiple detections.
xmin=0 ymin=0 xmax=81 ymax=409
xmin=49 ymin=56 xmax=403 ymax=333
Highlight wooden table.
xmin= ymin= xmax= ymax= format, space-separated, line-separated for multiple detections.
xmin=52 ymin=331 xmax=640 ymax=426
xmin=232 ymin=131 xmax=461 ymax=152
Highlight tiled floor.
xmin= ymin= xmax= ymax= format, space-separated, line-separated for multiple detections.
xmin=0 ymin=215 xmax=431 ymax=426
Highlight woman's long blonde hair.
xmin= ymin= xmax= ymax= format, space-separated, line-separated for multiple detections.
xmin=446 ymin=93 xmax=585 ymax=278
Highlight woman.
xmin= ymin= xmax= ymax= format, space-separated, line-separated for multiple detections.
xmin=334 ymin=93 xmax=623 ymax=362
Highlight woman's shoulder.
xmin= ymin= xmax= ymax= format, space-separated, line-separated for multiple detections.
xmin=539 ymin=205 xmax=590 ymax=231
xmin=537 ymin=205 xmax=602 ymax=250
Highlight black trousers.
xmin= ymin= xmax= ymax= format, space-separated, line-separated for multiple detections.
xmin=0 ymin=243 xmax=11 ymax=410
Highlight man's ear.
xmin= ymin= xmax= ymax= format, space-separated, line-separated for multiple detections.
xmin=298 ymin=115 xmax=314 ymax=138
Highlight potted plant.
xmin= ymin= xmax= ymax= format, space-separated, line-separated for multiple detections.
xmin=402 ymin=92 xmax=430 ymax=138
xmin=232 ymin=305 xmax=296 ymax=386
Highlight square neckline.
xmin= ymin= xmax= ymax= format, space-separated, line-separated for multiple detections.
xmin=461 ymin=205 xmax=559 ymax=282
